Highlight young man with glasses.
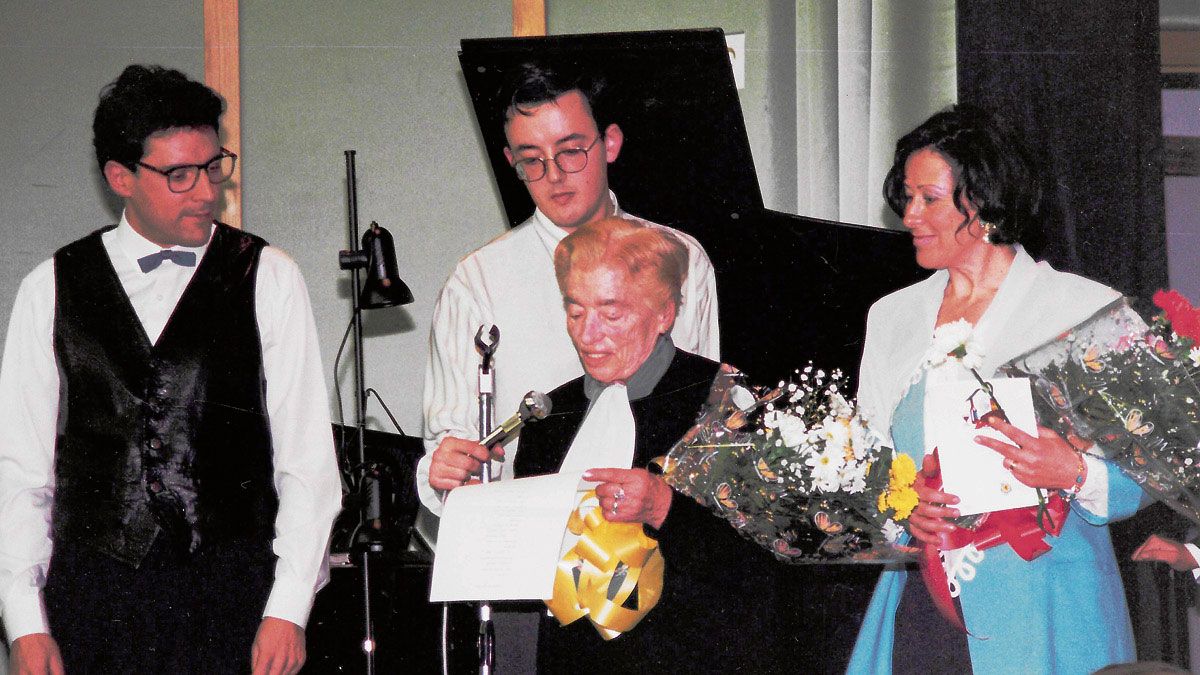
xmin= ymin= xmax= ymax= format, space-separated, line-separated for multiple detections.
xmin=416 ymin=62 xmax=719 ymax=671
xmin=0 ymin=64 xmax=341 ymax=675
xmin=421 ymin=62 xmax=719 ymax=505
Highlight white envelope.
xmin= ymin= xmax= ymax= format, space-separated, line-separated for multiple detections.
xmin=924 ymin=377 xmax=1040 ymax=516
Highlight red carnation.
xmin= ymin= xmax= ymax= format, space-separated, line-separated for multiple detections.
xmin=1154 ymin=289 xmax=1200 ymax=341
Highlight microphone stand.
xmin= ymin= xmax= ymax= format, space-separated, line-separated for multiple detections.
xmin=474 ymin=325 xmax=500 ymax=675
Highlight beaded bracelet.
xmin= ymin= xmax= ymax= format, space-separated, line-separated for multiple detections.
xmin=1063 ymin=452 xmax=1087 ymax=500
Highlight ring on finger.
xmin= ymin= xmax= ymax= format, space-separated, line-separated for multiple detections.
xmin=615 ymin=487 xmax=626 ymax=502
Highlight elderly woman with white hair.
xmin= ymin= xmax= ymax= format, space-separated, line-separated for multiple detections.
xmin=505 ymin=216 xmax=785 ymax=672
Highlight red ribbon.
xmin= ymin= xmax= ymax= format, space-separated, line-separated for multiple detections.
xmin=918 ymin=449 xmax=1068 ymax=632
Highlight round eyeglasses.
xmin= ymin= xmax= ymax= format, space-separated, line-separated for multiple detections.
xmin=511 ymin=136 xmax=601 ymax=182
xmin=136 ymin=149 xmax=238 ymax=193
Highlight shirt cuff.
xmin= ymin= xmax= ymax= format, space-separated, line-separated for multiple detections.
xmin=2 ymin=590 xmax=49 ymax=643
xmin=1185 ymin=543 xmax=1200 ymax=580
xmin=262 ymin=575 xmax=320 ymax=629
xmin=1071 ymin=455 xmax=1108 ymax=517
xmin=415 ymin=452 xmax=447 ymax=517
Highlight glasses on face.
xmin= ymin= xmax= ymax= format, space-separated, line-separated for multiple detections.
xmin=511 ymin=136 xmax=601 ymax=183
xmin=136 ymin=149 xmax=238 ymax=193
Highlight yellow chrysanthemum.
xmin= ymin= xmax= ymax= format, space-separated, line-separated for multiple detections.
xmin=888 ymin=486 xmax=919 ymax=521
xmin=875 ymin=454 xmax=920 ymax=520
xmin=889 ymin=453 xmax=917 ymax=488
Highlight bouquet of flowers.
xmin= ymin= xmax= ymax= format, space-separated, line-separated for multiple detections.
xmin=655 ymin=364 xmax=919 ymax=563
xmin=1000 ymin=291 xmax=1200 ymax=525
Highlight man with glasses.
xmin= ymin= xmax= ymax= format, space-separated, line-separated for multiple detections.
xmin=417 ymin=62 xmax=718 ymax=671
xmin=0 ymin=65 xmax=341 ymax=674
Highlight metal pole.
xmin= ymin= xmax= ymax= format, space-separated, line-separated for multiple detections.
xmin=345 ymin=149 xmax=376 ymax=675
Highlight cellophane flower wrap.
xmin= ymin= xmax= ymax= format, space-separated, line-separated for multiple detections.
xmin=999 ymin=292 xmax=1200 ymax=525
xmin=656 ymin=364 xmax=918 ymax=563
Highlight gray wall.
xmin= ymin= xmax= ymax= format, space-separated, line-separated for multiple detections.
xmin=0 ymin=1 xmax=205 ymax=334
xmin=239 ymin=2 xmax=511 ymax=435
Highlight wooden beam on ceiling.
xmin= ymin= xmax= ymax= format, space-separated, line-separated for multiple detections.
xmin=513 ymin=0 xmax=546 ymax=37
xmin=204 ymin=0 xmax=242 ymax=229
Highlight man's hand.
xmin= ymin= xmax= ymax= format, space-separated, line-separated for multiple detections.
xmin=251 ymin=617 xmax=306 ymax=675
xmin=1132 ymin=534 xmax=1200 ymax=572
xmin=9 ymin=633 xmax=64 ymax=675
xmin=428 ymin=436 xmax=503 ymax=491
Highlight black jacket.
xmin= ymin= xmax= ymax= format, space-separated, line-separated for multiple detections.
xmin=515 ymin=349 xmax=787 ymax=673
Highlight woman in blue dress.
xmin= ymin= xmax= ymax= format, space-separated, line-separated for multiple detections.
xmin=848 ymin=105 xmax=1144 ymax=674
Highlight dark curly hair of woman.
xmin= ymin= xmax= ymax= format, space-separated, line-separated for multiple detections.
xmin=883 ymin=104 xmax=1043 ymax=247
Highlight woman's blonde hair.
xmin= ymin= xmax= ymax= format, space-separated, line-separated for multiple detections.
xmin=553 ymin=217 xmax=688 ymax=315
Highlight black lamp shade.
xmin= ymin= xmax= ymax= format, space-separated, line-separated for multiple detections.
xmin=359 ymin=223 xmax=413 ymax=309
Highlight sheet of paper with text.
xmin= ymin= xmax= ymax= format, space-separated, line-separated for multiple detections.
xmin=429 ymin=471 xmax=591 ymax=602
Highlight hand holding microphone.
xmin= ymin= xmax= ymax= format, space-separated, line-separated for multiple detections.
xmin=428 ymin=391 xmax=551 ymax=491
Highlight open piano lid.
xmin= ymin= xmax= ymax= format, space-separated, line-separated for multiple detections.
xmin=458 ymin=27 xmax=921 ymax=386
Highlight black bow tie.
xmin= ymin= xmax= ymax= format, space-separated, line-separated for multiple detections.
xmin=137 ymin=249 xmax=197 ymax=273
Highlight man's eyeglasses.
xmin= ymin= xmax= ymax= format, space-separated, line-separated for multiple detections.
xmin=136 ymin=149 xmax=238 ymax=193
xmin=511 ymin=136 xmax=601 ymax=183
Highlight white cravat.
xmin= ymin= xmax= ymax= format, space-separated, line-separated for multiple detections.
xmin=556 ymin=383 xmax=635 ymax=557
xmin=560 ymin=383 xmax=636 ymax=473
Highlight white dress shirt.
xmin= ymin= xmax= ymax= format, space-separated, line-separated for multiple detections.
xmin=417 ymin=192 xmax=720 ymax=515
xmin=0 ymin=215 xmax=343 ymax=641
xmin=1185 ymin=543 xmax=1200 ymax=580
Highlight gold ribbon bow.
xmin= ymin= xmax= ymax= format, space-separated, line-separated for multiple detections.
xmin=544 ymin=490 xmax=664 ymax=640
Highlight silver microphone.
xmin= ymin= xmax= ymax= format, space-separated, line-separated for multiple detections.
xmin=479 ymin=391 xmax=551 ymax=447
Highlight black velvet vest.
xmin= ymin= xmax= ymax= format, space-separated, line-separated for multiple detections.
xmin=51 ymin=223 xmax=277 ymax=566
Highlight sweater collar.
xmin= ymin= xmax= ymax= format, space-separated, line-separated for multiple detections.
xmin=583 ymin=334 xmax=676 ymax=403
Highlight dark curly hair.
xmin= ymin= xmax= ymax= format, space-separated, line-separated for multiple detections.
xmin=501 ymin=61 xmax=609 ymax=134
xmin=92 ymin=64 xmax=224 ymax=172
xmin=883 ymin=104 xmax=1041 ymax=246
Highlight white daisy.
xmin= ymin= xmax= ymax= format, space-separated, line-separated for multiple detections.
xmin=776 ymin=413 xmax=808 ymax=448
xmin=839 ymin=462 xmax=868 ymax=493
xmin=806 ymin=446 xmax=845 ymax=491
xmin=881 ymin=519 xmax=906 ymax=543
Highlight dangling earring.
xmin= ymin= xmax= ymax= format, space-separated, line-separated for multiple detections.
xmin=980 ymin=221 xmax=998 ymax=245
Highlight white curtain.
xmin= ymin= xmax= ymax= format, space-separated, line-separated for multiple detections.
xmin=794 ymin=0 xmax=957 ymax=229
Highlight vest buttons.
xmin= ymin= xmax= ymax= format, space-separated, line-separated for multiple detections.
xmin=148 ymin=438 xmax=163 ymax=450
xmin=156 ymin=386 xmax=170 ymax=398
xmin=148 ymin=480 xmax=163 ymax=494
